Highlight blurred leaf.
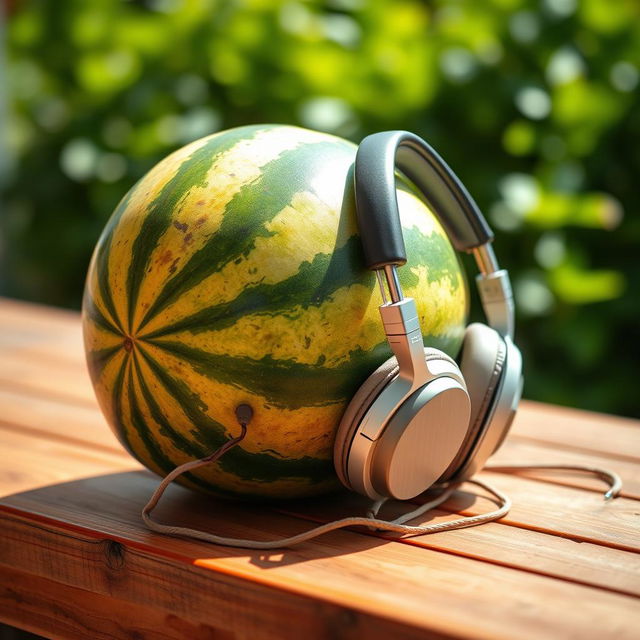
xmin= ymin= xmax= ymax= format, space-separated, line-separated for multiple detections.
xmin=549 ymin=261 xmax=625 ymax=304
xmin=526 ymin=191 xmax=623 ymax=229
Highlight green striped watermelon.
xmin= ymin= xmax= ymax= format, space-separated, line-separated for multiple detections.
xmin=82 ymin=124 xmax=468 ymax=499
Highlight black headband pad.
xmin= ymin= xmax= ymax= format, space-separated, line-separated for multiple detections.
xmin=354 ymin=131 xmax=494 ymax=270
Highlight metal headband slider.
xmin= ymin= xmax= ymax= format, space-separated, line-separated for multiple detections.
xmin=476 ymin=269 xmax=515 ymax=339
xmin=379 ymin=299 xmax=421 ymax=336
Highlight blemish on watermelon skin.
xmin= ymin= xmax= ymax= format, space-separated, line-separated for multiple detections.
xmin=173 ymin=221 xmax=188 ymax=232
xmin=168 ymin=258 xmax=180 ymax=274
xmin=158 ymin=250 xmax=173 ymax=266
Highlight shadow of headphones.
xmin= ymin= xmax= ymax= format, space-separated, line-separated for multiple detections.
xmin=333 ymin=130 xmax=524 ymax=501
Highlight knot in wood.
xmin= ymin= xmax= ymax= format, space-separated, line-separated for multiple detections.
xmin=102 ymin=539 xmax=126 ymax=571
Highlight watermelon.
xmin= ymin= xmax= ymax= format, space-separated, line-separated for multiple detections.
xmin=82 ymin=124 xmax=468 ymax=499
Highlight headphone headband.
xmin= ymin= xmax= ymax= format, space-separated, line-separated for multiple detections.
xmin=354 ymin=130 xmax=515 ymax=339
xmin=354 ymin=130 xmax=493 ymax=269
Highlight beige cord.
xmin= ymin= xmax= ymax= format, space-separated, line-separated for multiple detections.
xmin=142 ymin=430 xmax=512 ymax=549
xmin=484 ymin=463 xmax=622 ymax=500
xmin=142 ymin=423 xmax=622 ymax=549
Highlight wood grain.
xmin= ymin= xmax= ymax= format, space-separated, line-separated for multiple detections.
xmin=511 ymin=400 xmax=640 ymax=461
xmin=1 ymin=416 xmax=638 ymax=601
xmin=2 ymin=481 xmax=639 ymax=640
xmin=1 ymin=296 xmax=639 ymax=639
xmin=1 ymin=541 xmax=443 ymax=640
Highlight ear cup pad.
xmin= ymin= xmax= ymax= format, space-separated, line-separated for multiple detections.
xmin=333 ymin=348 xmax=460 ymax=490
xmin=439 ymin=323 xmax=506 ymax=481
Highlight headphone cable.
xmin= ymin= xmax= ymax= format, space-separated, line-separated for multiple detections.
xmin=142 ymin=415 xmax=621 ymax=549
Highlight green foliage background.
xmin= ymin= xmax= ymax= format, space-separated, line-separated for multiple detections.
xmin=2 ymin=0 xmax=639 ymax=417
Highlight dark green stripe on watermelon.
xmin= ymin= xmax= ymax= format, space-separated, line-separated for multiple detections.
xmin=140 ymin=338 xmax=390 ymax=409
xmin=93 ymin=187 xmax=136 ymax=335
xmin=127 ymin=355 xmax=219 ymax=493
xmin=135 ymin=138 xmax=356 ymax=333
xmin=83 ymin=297 xmax=121 ymax=337
xmin=85 ymin=344 xmax=121 ymax=383
xmin=140 ymin=233 xmax=370 ymax=339
xmin=400 ymin=217 xmax=461 ymax=290
xmin=133 ymin=353 xmax=211 ymax=459
xmin=108 ymin=357 xmax=136 ymax=457
xmin=126 ymin=125 xmax=270 ymax=332
xmin=136 ymin=345 xmax=335 ymax=484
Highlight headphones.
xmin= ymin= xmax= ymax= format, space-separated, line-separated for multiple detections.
xmin=333 ymin=131 xmax=523 ymax=501
xmin=142 ymin=129 xmax=528 ymax=548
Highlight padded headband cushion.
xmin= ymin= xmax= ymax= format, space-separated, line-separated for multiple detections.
xmin=333 ymin=348 xmax=460 ymax=489
xmin=355 ymin=131 xmax=494 ymax=269
xmin=438 ymin=323 xmax=506 ymax=482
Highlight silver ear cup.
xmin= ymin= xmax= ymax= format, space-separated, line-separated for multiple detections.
xmin=440 ymin=323 xmax=523 ymax=482
xmin=334 ymin=348 xmax=472 ymax=499
xmin=438 ymin=323 xmax=505 ymax=481
xmin=365 ymin=376 xmax=470 ymax=499
xmin=333 ymin=358 xmax=399 ymax=490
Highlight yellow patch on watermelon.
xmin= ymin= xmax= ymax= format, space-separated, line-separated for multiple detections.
xmin=82 ymin=316 xmax=125 ymax=353
xmin=88 ymin=349 xmax=128 ymax=437
xmin=132 ymin=127 xmax=335 ymax=333
xmin=84 ymin=250 xmax=122 ymax=332
xmin=106 ymin=134 xmax=224 ymax=333
xmin=134 ymin=342 xmax=343 ymax=461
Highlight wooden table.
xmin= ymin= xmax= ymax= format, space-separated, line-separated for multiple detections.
xmin=0 ymin=297 xmax=638 ymax=639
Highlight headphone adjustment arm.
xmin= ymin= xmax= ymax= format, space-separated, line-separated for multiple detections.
xmin=379 ymin=298 xmax=429 ymax=385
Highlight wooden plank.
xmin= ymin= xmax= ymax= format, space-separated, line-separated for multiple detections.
xmin=0 ymin=386 xmax=124 ymax=455
xmin=0 ymin=535 xmax=438 ymax=640
xmin=513 ymin=401 xmax=640 ymax=461
xmin=0 ymin=297 xmax=80 ymax=333
xmin=0 ymin=300 xmax=83 ymax=365
xmin=0 ymin=350 xmax=96 ymax=406
xmin=474 ymin=471 xmax=640 ymax=551
xmin=0 ymin=428 xmax=138 ymax=496
xmin=5 ymin=416 xmax=640 ymax=594
xmin=2 ymin=476 xmax=639 ymax=640
xmin=489 ymin=438 xmax=640 ymax=499
xmin=0 ymin=298 xmax=85 ymax=360
xmin=274 ymin=489 xmax=640 ymax=597
xmin=397 ymin=474 xmax=640 ymax=552
xmin=0 ymin=418 xmax=640 ymax=594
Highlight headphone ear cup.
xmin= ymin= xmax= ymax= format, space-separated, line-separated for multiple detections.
xmin=439 ymin=322 xmax=506 ymax=481
xmin=333 ymin=357 xmax=398 ymax=489
xmin=333 ymin=348 xmax=463 ymax=490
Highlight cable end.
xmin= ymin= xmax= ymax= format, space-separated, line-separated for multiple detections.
xmin=235 ymin=403 xmax=254 ymax=427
